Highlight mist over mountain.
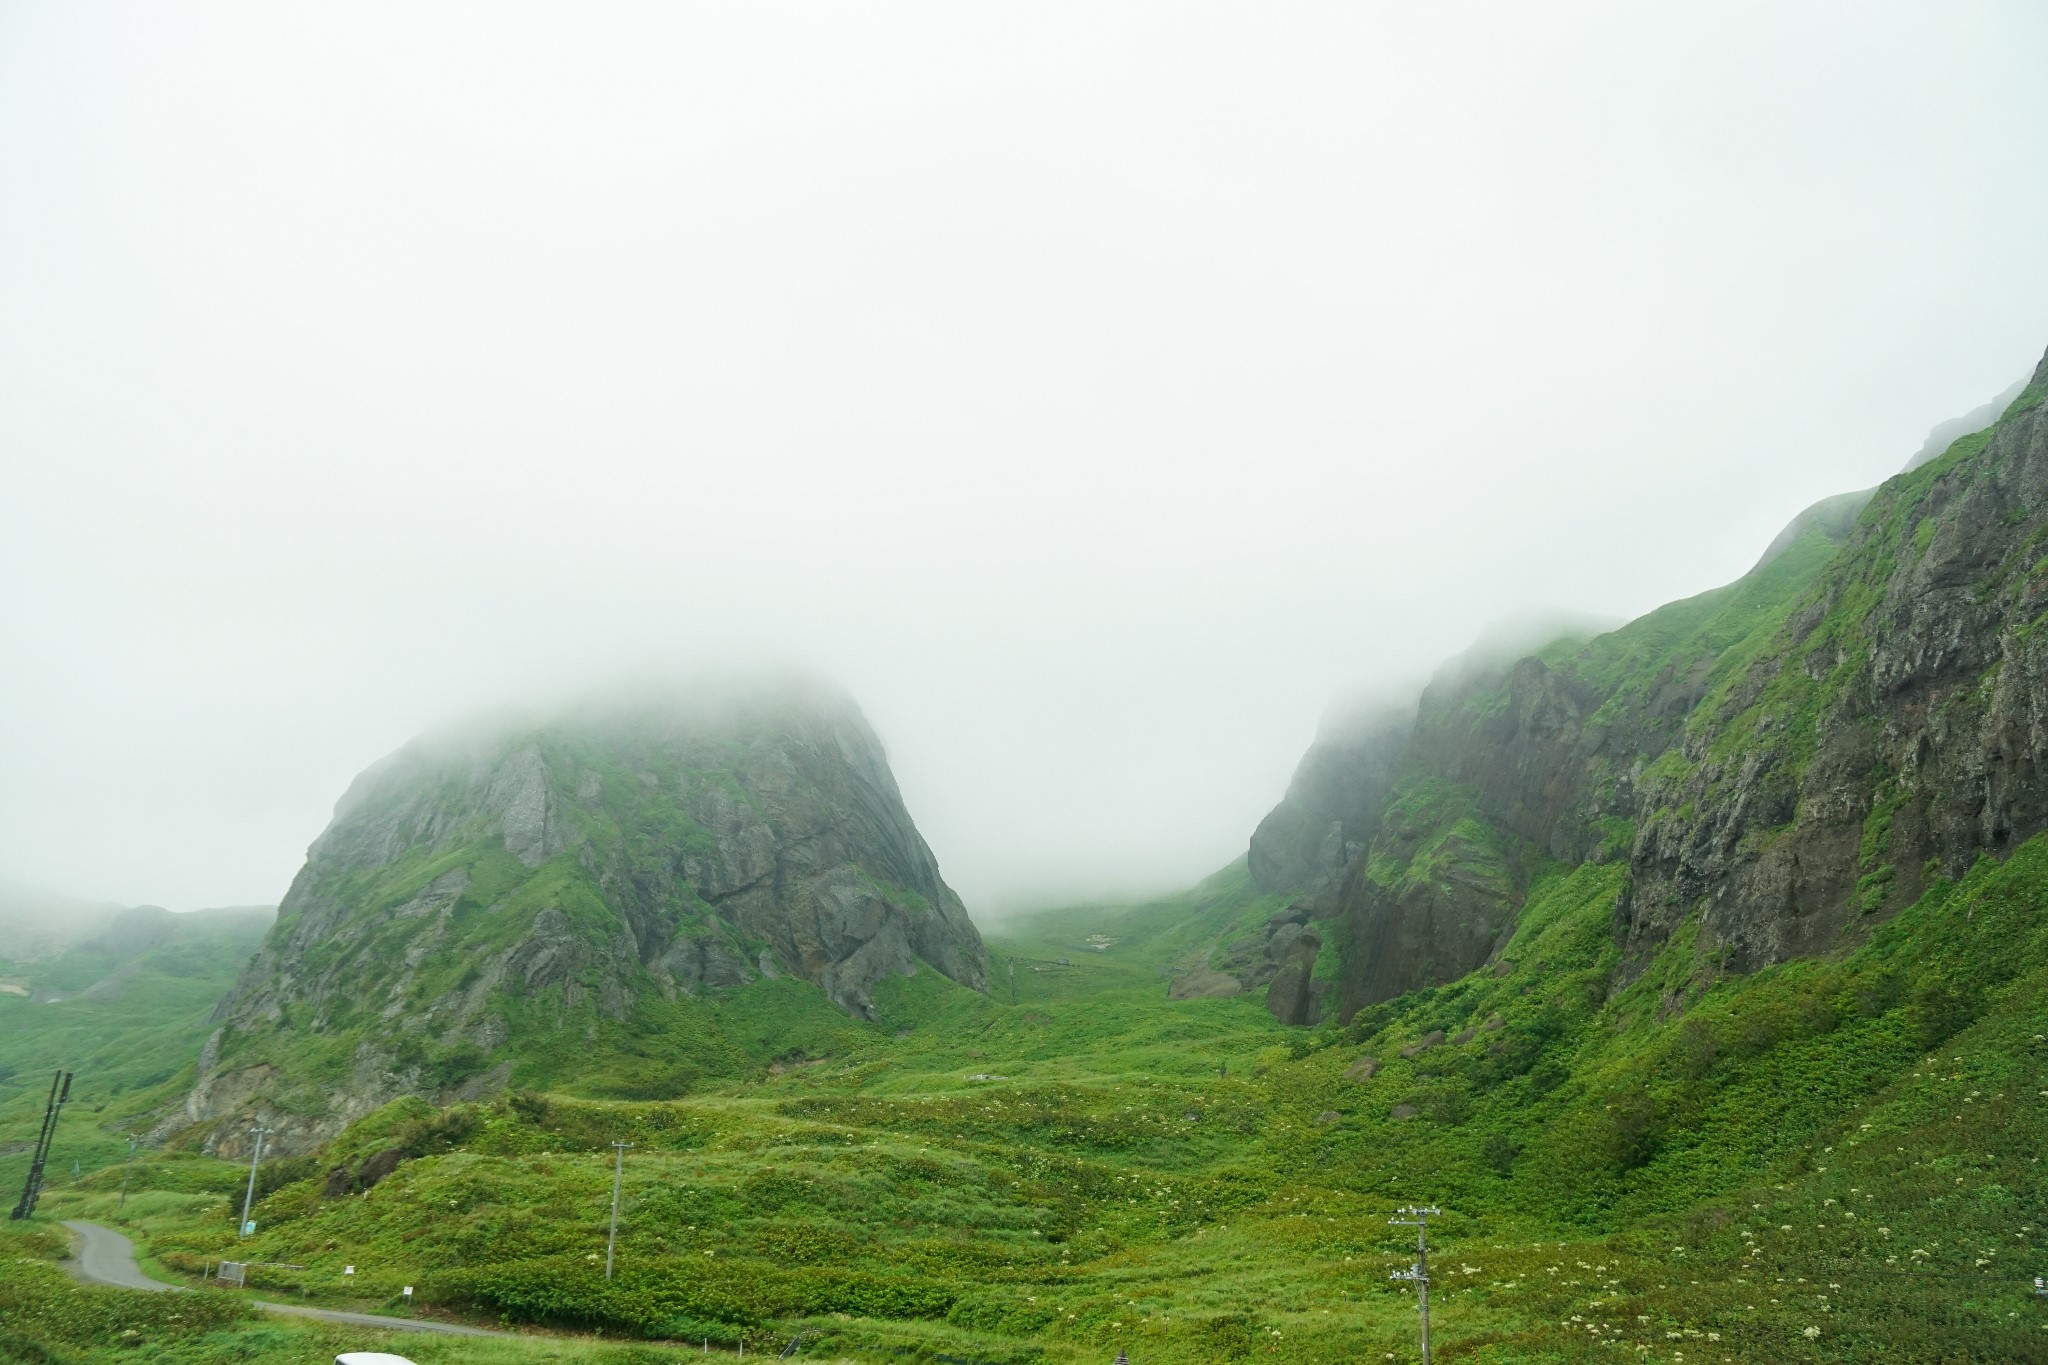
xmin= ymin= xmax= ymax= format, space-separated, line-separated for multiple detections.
xmin=172 ymin=676 xmax=987 ymax=1153
xmin=1902 ymin=374 xmax=2030 ymax=471
xmin=0 ymin=879 xmax=129 ymax=965
xmin=6 ymin=6 xmax=2047 ymax=924
xmin=8 ymin=9 xmax=2048 ymax=1361
xmin=1231 ymin=350 xmax=2048 ymax=1024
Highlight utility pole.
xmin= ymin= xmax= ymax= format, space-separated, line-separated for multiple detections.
xmin=1008 ymin=959 xmax=1017 ymax=1006
xmin=1389 ymin=1204 xmax=1442 ymax=1365
xmin=238 ymin=1125 xmax=273 ymax=1237
xmin=10 ymin=1070 xmax=72 ymax=1221
xmin=605 ymin=1141 xmax=634 ymax=1281
xmin=118 ymin=1135 xmax=135 ymax=1208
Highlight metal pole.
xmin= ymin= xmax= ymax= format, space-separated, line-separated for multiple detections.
xmin=20 ymin=1072 xmax=71 ymax=1220
xmin=1416 ymin=1219 xmax=1432 ymax=1365
xmin=10 ymin=1072 xmax=63 ymax=1220
xmin=239 ymin=1126 xmax=271 ymax=1237
xmin=1388 ymin=1204 xmax=1441 ymax=1365
xmin=605 ymin=1141 xmax=633 ymax=1281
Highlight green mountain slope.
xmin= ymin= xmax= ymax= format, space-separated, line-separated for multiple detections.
xmin=0 ymin=905 xmax=273 ymax=1198
xmin=10 ymin=361 xmax=2048 ymax=1364
xmin=24 ymin=826 xmax=2048 ymax=1363
xmin=1327 ymin=348 xmax=2048 ymax=1017
xmin=173 ymin=679 xmax=990 ymax=1156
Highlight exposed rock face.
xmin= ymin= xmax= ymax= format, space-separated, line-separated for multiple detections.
xmin=1621 ymin=356 xmax=2048 ymax=978
xmin=1199 ymin=900 xmax=1311 ymax=1014
xmin=1240 ymin=699 xmax=1414 ymax=1024
xmin=177 ymin=677 xmax=988 ymax=1153
xmin=1167 ymin=967 xmax=1242 ymax=1000
xmin=1263 ymin=925 xmax=1323 ymax=1025
xmin=1310 ymin=351 xmax=2048 ymax=1018
xmin=1247 ymin=699 xmax=1415 ymax=909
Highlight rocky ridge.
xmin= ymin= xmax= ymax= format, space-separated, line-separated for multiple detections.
xmin=1245 ymin=350 xmax=2048 ymax=1020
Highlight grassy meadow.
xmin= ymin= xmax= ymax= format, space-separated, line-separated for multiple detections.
xmin=0 ymin=907 xmax=273 ymax=1201
xmin=8 ymin=852 xmax=2048 ymax=1363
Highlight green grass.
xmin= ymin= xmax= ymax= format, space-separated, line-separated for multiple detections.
xmin=0 ymin=907 xmax=273 ymax=1200
xmin=12 ymin=836 xmax=2048 ymax=1363
xmin=11 ymin=377 xmax=2048 ymax=1363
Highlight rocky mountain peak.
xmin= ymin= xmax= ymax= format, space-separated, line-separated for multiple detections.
xmin=174 ymin=675 xmax=987 ymax=1152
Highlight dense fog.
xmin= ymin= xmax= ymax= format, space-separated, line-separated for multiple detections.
xmin=3 ymin=3 xmax=2046 ymax=914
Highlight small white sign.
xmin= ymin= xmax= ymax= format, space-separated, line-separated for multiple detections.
xmin=242 ymin=1221 xmax=256 ymax=1235
xmin=343 ymin=1266 xmax=354 ymax=1275
xmin=403 ymin=1286 xmax=413 ymax=1297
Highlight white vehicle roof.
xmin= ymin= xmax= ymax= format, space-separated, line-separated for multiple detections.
xmin=335 ymin=1355 xmax=419 ymax=1365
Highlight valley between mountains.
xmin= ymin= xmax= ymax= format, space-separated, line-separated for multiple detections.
xmin=7 ymin=352 xmax=2048 ymax=1364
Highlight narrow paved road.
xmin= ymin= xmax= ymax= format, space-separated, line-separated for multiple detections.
xmin=63 ymin=1219 xmax=172 ymax=1291
xmin=62 ymin=1220 xmax=505 ymax=1338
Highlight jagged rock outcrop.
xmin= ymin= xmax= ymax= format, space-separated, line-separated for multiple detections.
xmin=175 ymin=676 xmax=988 ymax=1153
xmin=1247 ymin=698 xmax=1415 ymax=909
xmin=1263 ymin=924 xmax=1323 ymax=1026
xmin=1312 ymin=352 xmax=2048 ymax=1018
xmin=1620 ymin=354 xmax=2048 ymax=976
xmin=1240 ymin=623 xmax=1608 ymax=1022
xmin=1202 ymin=900 xmax=1316 ymax=1017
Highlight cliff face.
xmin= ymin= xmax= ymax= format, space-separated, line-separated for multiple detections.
xmin=177 ymin=678 xmax=987 ymax=1152
xmin=1247 ymin=700 xmax=1414 ymax=909
xmin=1301 ymin=351 xmax=2048 ymax=1018
xmin=1621 ymin=355 xmax=2048 ymax=978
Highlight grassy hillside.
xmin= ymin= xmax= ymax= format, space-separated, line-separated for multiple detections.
xmin=1335 ymin=356 xmax=2048 ymax=1024
xmin=10 ymin=379 xmax=2048 ymax=1363
xmin=0 ymin=906 xmax=272 ymax=1198
xmin=12 ymin=840 xmax=2048 ymax=1364
xmin=190 ymin=690 xmax=990 ymax=1150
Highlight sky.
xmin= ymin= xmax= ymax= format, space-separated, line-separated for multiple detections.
xmin=3 ymin=3 xmax=2047 ymax=915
